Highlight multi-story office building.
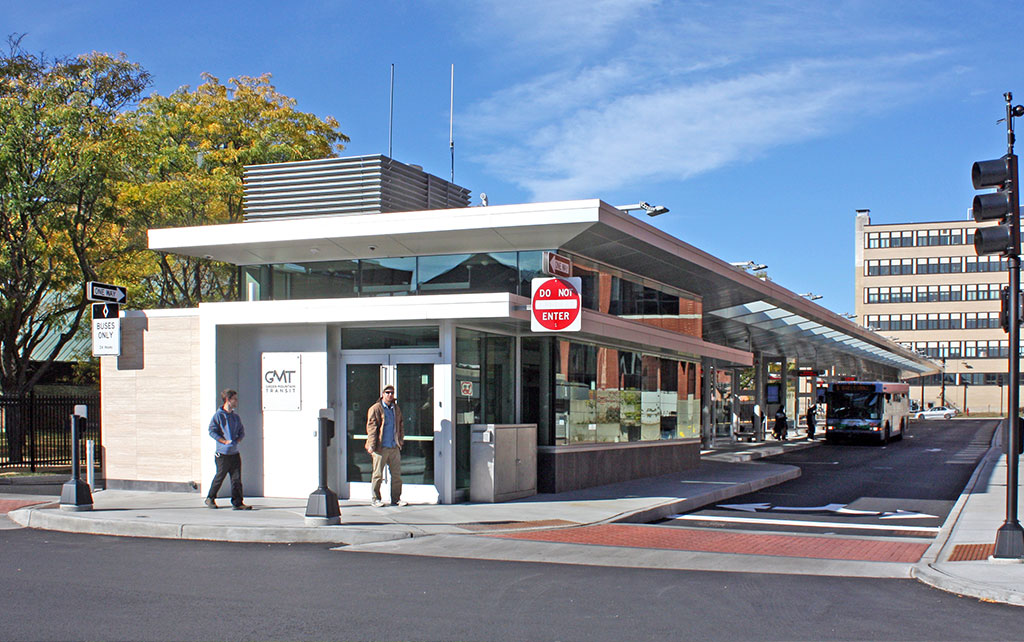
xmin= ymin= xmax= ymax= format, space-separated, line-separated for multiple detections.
xmin=855 ymin=210 xmax=1016 ymax=414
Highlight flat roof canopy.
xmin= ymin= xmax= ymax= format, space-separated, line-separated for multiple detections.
xmin=149 ymin=199 xmax=937 ymax=377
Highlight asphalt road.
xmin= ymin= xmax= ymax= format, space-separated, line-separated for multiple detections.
xmin=0 ymin=525 xmax=1021 ymax=641
xmin=669 ymin=419 xmax=999 ymax=537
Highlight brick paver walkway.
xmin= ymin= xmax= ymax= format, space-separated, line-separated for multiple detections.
xmin=487 ymin=523 xmax=930 ymax=563
xmin=0 ymin=499 xmax=49 ymax=514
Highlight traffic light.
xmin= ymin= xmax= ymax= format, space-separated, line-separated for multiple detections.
xmin=972 ymin=154 xmax=1019 ymax=255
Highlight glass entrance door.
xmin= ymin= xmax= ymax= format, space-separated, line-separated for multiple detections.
xmin=344 ymin=357 xmax=436 ymax=488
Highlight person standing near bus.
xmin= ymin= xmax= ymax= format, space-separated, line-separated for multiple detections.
xmin=806 ymin=403 xmax=818 ymax=440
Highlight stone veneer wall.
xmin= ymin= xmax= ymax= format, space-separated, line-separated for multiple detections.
xmin=101 ymin=311 xmax=201 ymax=492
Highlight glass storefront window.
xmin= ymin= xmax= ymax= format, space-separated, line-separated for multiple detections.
xmin=360 ymin=257 xmax=416 ymax=296
xmin=341 ymin=327 xmax=439 ymax=350
xmin=546 ymin=339 xmax=699 ymax=445
xmin=455 ymin=328 xmax=516 ymax=488
xmin=418 ymin=252 xmax=518 ymax=295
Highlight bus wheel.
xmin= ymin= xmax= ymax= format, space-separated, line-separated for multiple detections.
xmin=880 ymin=423 xmax=890 ymax=445
xmin=895 ymin=419 xmax=905 ymax=441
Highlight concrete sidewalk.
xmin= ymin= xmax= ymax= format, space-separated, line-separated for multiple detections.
xmin=912 ymin=426 xmax=1024 ymax=606
xmin=6 ymin=453 xmax=803 ymax=544
xmin=4 ymin=436 xmax=817 ymax=545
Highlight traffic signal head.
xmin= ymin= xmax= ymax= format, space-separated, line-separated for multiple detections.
xmin=972 ymin=154 xmax=1019 ymax=255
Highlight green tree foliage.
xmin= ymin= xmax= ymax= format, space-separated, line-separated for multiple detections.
xmin=0 ymin=37 xmax=150 ymax=397
xmin=120 ymin=73 xmax=349 ymax=308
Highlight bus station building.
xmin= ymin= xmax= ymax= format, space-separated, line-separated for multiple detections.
xmin=100 ymin=156 xmax=936 ymax=504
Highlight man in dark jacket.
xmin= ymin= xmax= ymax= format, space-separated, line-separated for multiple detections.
xmin=205 ymin=389 xmax=252 ymax=510
xmin=366 ymin=384 xmax=406 ymax=507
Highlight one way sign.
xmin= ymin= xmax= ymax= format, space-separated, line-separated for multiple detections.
xmin=86 ymin=281 xmax=127 ymax=304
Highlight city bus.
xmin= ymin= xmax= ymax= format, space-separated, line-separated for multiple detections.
xmin=824 ymin=381 xmax=910 ymax=444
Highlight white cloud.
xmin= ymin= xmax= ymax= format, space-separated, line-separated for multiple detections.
xmin=461 ymin=1 xmax=957 ymax=201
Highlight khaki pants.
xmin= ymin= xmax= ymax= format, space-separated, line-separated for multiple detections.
xmin=370 ymin=446 xmax=402 ymax=503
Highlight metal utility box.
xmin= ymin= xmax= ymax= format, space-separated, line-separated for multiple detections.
xmin=470 ymin=423 xmax=537 ymax=503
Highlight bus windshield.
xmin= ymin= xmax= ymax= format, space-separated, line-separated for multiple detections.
xmin=827 ymin=391 xmax=882 ymax=420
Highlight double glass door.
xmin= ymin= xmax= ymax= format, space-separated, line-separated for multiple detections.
xmin=344 ymin=356 xmax=435 ymax=486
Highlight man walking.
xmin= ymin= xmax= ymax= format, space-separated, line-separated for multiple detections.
xmin=366 ymin=384 xmax=407 ymax=507
xmin=205 ymin=389 xmax=252 ymax=510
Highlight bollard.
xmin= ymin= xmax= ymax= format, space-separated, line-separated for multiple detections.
xmin=86 ymin=439 xmax=95 ymax=489
xmin=305 ymin=408 xmax=341 ymax=525
xmin=60 ymin=405 xmax=93 ymax=511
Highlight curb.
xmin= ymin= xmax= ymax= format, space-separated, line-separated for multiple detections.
xmin=8 ymin=505 xmax=413 ymax=546
xmin=611 ymin=465 xmax=802 ymax=524
xmin=910 ymin=420 xmax=1024 ymax=607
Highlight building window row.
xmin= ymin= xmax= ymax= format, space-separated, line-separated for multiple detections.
xmin=865 ymin=256 xmax=1011 ymax=276
xmin=914 ymin=372 xmax=1015 ymax=386
xmin=866 ymin=312 xmax=1001 ymax=331
xmin=865 ymin=283 xmax=1003 ymax=303
xmin=910 ymin=340 xmax=1020 ymax=359
xmin=866 ymin=229 xmax=967 ymax=248
xmin=864 ymin=286 xmax=914 ymax=304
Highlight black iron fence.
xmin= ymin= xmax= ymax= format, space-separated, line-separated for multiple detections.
xmin=0 ymin=393 xmax=101 ymax=471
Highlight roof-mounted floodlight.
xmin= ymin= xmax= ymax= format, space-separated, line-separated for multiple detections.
xmin=616 ymin=201 xmax=669 ymax=217
xmin=729 ymin=260 xmax=768 ymax=271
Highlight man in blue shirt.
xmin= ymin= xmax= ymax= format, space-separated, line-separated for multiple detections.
xmin=365 ymin=384 xmax=406 ymax=507
xmin=205 ymin=389 xmax=252 ymax=510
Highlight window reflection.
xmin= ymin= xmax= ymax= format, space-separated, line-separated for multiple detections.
xmin=253 ymin=250 xmax=703 ymax=339
xmin=549 ymin=339 xmax=700 ymax=445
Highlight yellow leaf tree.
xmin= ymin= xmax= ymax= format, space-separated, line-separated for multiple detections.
xmin=120 ymin=73 xmax=349 ymax=308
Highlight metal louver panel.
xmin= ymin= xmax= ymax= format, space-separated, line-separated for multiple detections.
xmin=243 ymin=154 xmax=471 ymax=221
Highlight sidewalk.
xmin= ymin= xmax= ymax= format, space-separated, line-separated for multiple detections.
xmin=5 ymin=436 xmax=814 ymax=545
xmin=912 ymin=424 xmax=1024 ymax=606
xmin=6 ymin=426 xmax=1023 ymax=606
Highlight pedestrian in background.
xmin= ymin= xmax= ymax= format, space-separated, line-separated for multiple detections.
xmin=366 ymin=384 xmax=407 ymax=507
xmin=205 ymin=389 xmax=252 ymax=510
xmin=806 ymin=403 xmax=818 ymax=440
xmin=773 ymin=407 xmax=788 ymax=441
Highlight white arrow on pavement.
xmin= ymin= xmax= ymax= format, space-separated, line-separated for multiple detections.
xmin=717 ymin=503 xmax=772 ymax=512
xmin=879 ymin=509 xmax=939 ymax=520
xmin=716 ymin=502 xmax=938 ymax=519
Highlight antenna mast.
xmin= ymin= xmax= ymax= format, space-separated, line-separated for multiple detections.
xmin=450 ymin=64 xmax=455 ymax=183
xmin=388 ymin=64 xmax=395 ymax=158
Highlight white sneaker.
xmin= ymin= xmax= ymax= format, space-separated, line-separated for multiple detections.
xmin=394 ymin=500 xmax=409 ymax=507
xmin=371 ymin=499 xmax=385 ymax=507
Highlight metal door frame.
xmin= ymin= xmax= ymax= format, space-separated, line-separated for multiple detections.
xmin=339 ymin=349 xmax=443 ymax=504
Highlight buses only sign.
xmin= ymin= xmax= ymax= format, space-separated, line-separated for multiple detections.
xmin=531 ymin=277 xmax=582 ymax=332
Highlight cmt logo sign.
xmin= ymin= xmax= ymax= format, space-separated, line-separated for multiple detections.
xmin=264 ymin=369 xmax=297 ymax=384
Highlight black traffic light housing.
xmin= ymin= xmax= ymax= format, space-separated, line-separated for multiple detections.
xmin=972 ymin=154 xmax=1019 ymax=255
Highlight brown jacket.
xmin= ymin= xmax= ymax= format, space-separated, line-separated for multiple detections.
xmin=365 ymin=399 xmax=404 ymax=453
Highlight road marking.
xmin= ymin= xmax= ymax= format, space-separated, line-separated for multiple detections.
xmin=716 ymin=502 xmax=937 ymax=519
xmin=669 ymin=514 xmax=940 ymax=534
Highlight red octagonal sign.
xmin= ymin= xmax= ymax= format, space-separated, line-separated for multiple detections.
xmin=531 ymin=277 xmax=582 ymax=332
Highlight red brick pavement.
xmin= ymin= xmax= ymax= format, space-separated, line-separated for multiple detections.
xmin=487 ymin=524 xmax=929 ymax=563
xmin=0 ymin=499 xmax=49 ymax=514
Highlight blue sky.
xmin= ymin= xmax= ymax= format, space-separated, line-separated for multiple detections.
xmin=6 ymin=1 xmax=1024 ymax=314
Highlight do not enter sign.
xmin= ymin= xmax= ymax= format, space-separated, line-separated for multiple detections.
xmin=531 ymin=276 xmax=582 ymax=332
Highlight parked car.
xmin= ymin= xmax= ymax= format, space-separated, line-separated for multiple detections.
xmin=914 ymin=406 xmax=958 ymax=420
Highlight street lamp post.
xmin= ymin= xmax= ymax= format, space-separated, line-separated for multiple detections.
xmin=940 ymin=356 xmax=947 ymax=407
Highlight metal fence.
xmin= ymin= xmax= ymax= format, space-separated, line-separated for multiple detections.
xmin=0 ymin=393 xmax=101 ymax=471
